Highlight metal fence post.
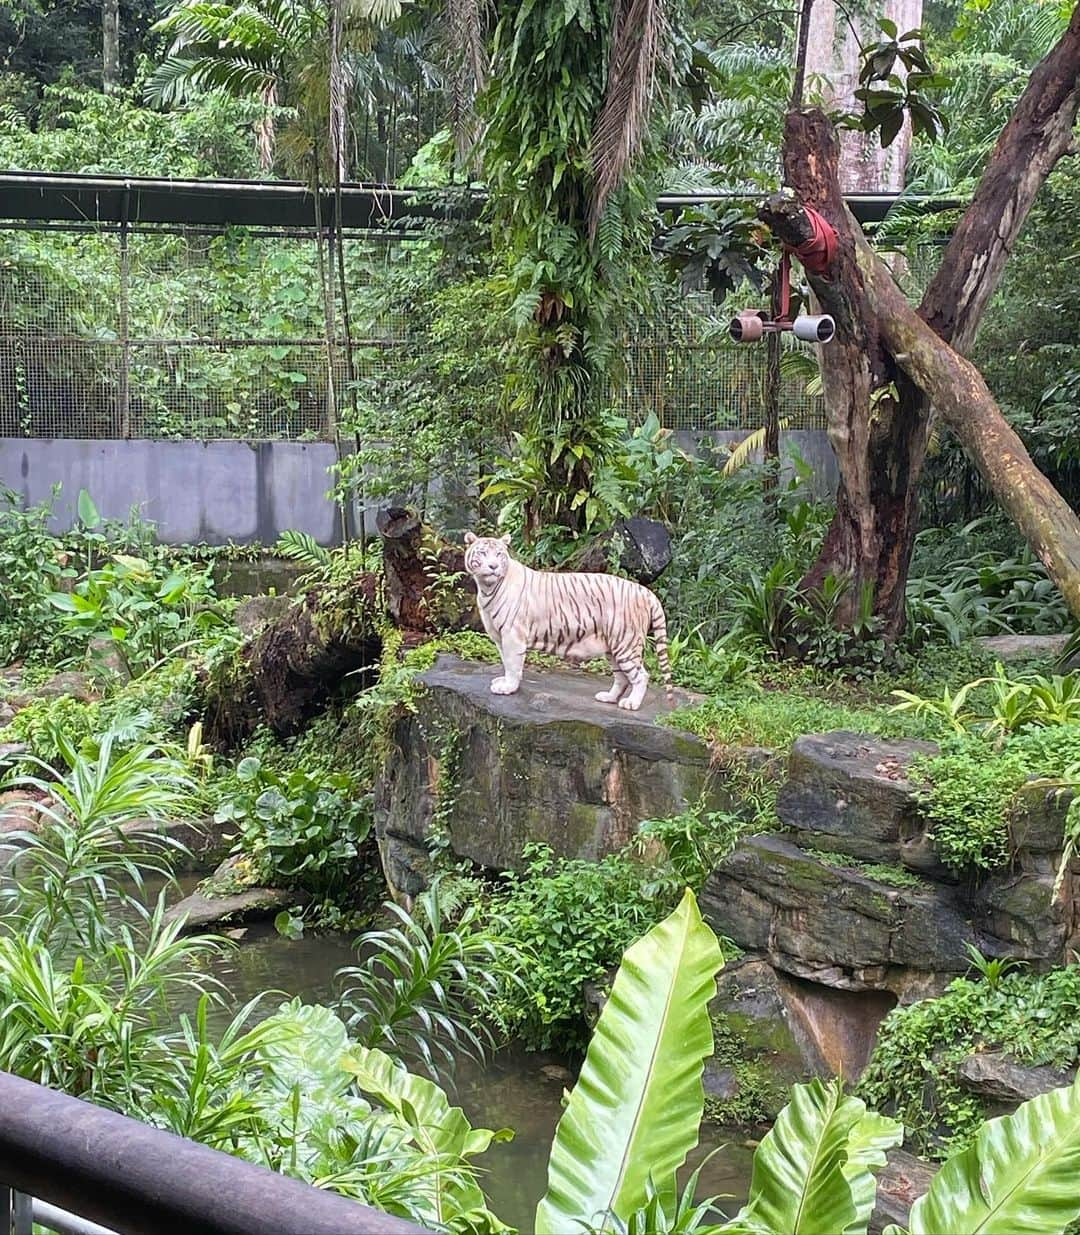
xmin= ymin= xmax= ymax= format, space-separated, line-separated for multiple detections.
xmin=118 ymin=188 xmax=132 ymax=439
xmin=10 ymin=1192 xmax=30 ymax=1235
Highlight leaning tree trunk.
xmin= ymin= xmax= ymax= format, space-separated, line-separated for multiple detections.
xmin=202 ymin=510 xmax=479 ymax=746
xmin=779 ymin=0 xmax=1080 ymax=636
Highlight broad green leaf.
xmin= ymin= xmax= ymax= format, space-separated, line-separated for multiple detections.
xmin=535 ymin=888 xmax=723 ymax=1234
xmin=842 ymin=1108 xmax=904 ymax=1235
xmin=909 ymin=1075 xmax=1080 ymax=1235
xmin=730 ymin=1079 xmax=869 ymax=1235
xmin=77 ymin=488 xmax=101 ymax=529
xmin=256 ymin=999 xmax=352 ymax=1104
xmin=343 ymin=1044 xmax=511 ymax=1227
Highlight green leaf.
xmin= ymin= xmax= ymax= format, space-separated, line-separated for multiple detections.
xmin=879 ymin=17 xmax=898 ymax=37
xmin=535 ymin=889 xmax=723 ymax=1233
xmin=880 ymin=107 xmax=905 ymax=148
xmin=843 ymin=1109 xmax=904 ymax=1235
xmin=731 ymin=1079 xmax=872 ymax=1235
xmin=77 ymin=488 xmax=101 ymax=529
xmin=256 ymin=999 xmax=352 ymax=1105
xmin=908 ymin=1075 xmax=1080 ymax=1235
xmin=236 ymin=756 xmax=262 ymax=783
xmin=342 ymin=1045 xmax=511 ymax=1227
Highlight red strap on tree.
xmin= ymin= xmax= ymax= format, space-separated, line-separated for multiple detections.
xmin=789 ymin=205 xmax=837 ymax=276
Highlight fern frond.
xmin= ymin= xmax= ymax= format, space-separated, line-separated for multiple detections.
xmin=275 ymin=529 xmax=331 ymax=567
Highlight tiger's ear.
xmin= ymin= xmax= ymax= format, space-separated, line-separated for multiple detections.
xmin=464 ymin=532 xmax=477 ymax=545
xmin=500 ymin=534 xmax=512 ymax=545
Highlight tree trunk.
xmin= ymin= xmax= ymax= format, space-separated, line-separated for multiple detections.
xmin=919 ymin=2 xmax=1080 ymax=351
xmin=857 ymin=236 xmax=1080 ymax=618
xmin=377 ymin=506 xmax=480 ymax=634
xmin=203 ymin=511 xmax=480 ymax=746
xmin=804 ymin=0 xmax=923 ymax=193
xmin=780 ymin=2 xmax=1080 ymax=637
xmin=102 ymin=0 xmax=120 ymax=92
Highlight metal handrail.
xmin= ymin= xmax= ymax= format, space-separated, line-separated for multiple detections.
xmin=0 ymin=1071 xmax=432 ymax=1235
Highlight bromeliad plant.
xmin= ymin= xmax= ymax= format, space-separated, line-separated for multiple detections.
xmin=533 ymin=889 xmax=1080 ymax=1235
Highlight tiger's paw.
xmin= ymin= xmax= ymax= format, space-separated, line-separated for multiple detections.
xmin=618 ymin=696 xmax=643 ymax=711
xmin=490 ymin=676 xmax=518 ymax=695
xmin=594 ymin=690 xmax=620 ymax=704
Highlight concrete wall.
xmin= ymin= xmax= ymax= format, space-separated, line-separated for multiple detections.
xmin=0 ymin=439 xmax=343 ymax=546
xmin=0 ymin=430 xmax=839 ymax=546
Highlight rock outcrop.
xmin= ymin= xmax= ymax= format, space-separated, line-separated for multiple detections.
xmin=703 ymin=731 xmax=1079 ymax=1000
xmin=375 ymin=656 xmax=770 ymax=896
xmin=956 ymin=1050 xmax=1075 ymax=1105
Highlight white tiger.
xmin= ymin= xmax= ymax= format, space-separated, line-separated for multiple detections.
xmin=463 ymin=533 xmax=674 ymax=711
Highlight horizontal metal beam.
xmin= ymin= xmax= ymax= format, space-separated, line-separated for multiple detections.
xmin=0 ymin=1071 xmax=431 ymax=1235
xmin=0 ymin=171 xmax=962 ymax=231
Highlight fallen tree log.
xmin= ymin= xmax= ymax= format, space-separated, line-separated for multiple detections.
xmin=202 ymin=509 xmax=479 ymax=747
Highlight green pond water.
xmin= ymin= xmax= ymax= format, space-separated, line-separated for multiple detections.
xmin=202 ymin=919 xmax=755 ymax=1231
xmin=1 ymin=864 xmax=754 ymax=1229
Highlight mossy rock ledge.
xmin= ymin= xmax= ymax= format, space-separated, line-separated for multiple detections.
xmin=702 ymin=731 xmax=1080 ymax=1003
xmin=374 ymin=655 xmax=765 ymax=897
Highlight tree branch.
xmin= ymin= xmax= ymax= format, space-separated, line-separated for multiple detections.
xmin=919 ymin=0 xmax=1080 ymax=352
xmin=853 ymin=225 xmax=1080 ymax=618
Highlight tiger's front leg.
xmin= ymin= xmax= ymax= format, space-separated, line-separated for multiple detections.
xmin=491 ymin=636 xmax=525 ymax=695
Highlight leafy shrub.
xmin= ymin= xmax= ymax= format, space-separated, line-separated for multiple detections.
xmin=859 ymin=965 xmax=1080 ymax=1157
xmin=97 ymin=658 xmax=198 ymax=735
xmin=906 ymin=520 xmax=1070 ymax=643
xmin=338 ymin=877 xmax=520 ymax=1081
xmin=636 ymin=808 xmax=749 ymax=891
xmin=483 ymin=412 xmax=703 ymax=562
xmin=2 ymin=694 xmax=102 ymax=765
xmin=913 ymin=725 xmax=1080 ymax=873
xmin=657 ymin=459 xmax=831 ymax=647
xmin=489 ymin=844 xmax=677 ymax=1050
xmin=213 ymin=756 xmax=371 ymax=898
xmin=664 ymin=628 xmax=761 ymax=693
xmin=0 ymin=486 xmax=74 ymax=664
xmin=49 ymin=553 xmax=226 ymax=677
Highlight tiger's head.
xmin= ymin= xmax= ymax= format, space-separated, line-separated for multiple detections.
xmin=463 ymin=532 xmax=512 ymax=587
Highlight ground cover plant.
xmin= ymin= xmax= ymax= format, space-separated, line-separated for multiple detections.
xmin=860 ymin=963 xmax=1080 ymax=1160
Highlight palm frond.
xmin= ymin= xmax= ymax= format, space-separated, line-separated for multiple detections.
xmin=722 ymin=419 xmax=792 ymax=476
xmin=444 ymin=0 xmax=490 ymax=166
xmin=588 ymin=0 xmax=670 ymax=237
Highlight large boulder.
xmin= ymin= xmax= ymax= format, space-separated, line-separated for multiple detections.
xmin=167 ymin=884 xmax=303 ymax=933
xmin=566 ymin=517 xmax=673 ymax=583
xmin=956 ymin=1050 xmax=1075 ymax=1105
xmin=375 ymin=655 xmax=759 ymax=897
xmin=869 ymin=1151 xmax=938 ymax=1234
xmin=705 ymin=733 xmax=1079 ymax=998
xmin=701 ymin=834 xmax=974 ymax=999
xmin=776 ymin=732 xmax=941 ymax=871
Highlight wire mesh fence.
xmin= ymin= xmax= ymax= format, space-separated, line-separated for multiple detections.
xmin=0 ymin=219 xmax=825 ymax=440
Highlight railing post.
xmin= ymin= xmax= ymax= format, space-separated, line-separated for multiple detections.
xmin=118 ymin=188 xmax=132 ymax=439
xmin=11 ymin=1192 xmax=31 ymax=1235
xmin=3 ymin=1188 xmax=33 ymax=1235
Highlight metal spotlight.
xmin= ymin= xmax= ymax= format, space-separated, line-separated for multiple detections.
xmin=729 ymin=252 xmax=835 ymax=345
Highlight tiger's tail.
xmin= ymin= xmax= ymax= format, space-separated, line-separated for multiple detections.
xmin=649 ymin=595 xmax=675 ymax=707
